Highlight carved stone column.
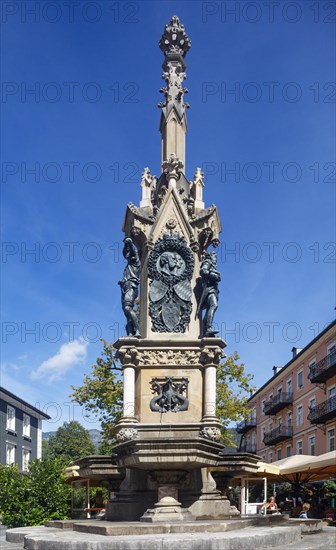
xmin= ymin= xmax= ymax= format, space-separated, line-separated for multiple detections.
xmin=117 ymin=347 xmax=138 ymax=426
xmin=200 ymin=345 xmax=224 ymax=423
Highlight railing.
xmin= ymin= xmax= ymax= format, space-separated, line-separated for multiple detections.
xmin=236 ymin=416 xmax=257 ymax=434
xmin=264 ymin=392 xmax=293 ymax=415
xmin=263 ymin=425 xmax=293 ymax=445
xmin=239 ymin=442 xmax=257 ymax=453
xmin=308 ymin=350 xmax=336 ymax=383
xmin=308 ymin=395 xmax=336 ymax=424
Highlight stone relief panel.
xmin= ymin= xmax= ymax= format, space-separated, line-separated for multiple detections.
xmin=138 ymin=349 xmax=200 ymax=366
xmin=148 ymin=232 xmax=194 ymax=332
xmin=150 ymin=376 xmax=189 ymax=413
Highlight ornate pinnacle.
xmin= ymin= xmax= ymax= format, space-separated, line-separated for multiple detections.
xmin=159 ymin=17 xmax=190 ymax=169
xmin=159 ymin=15 xmax=191 ymax=58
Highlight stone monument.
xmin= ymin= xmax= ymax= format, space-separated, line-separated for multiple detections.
xmin=106 ymin=16 xmax=258 ymax=523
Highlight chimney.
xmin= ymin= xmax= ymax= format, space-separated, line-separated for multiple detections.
xmin=291 ymin=347 xmax=303 ymax=358
xmin=273 ymin=366 xmax=282 ymax=376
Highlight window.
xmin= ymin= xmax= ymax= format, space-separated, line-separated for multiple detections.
xmin=297 ymin=405 xmax=303 ymax=426
xmin=261 ymin=426 xmax=266 ymax=444
xmin=6 ymin=405 xmax=15 ymax=432
xmin=277 ymin=417 xmax=282 ymax=430
xmin=287 ymin=411 xmax=292 ymax=428
xmin=22 ymin=449 xmax=31 ymax=472
xmin=6 ymin=443 xmax=15 ymax=465
xmin=23 ymin=414 xmax=30 ymax=438
xmin=309 ymin=359 xmax=316 ymax=377
xmin=277 ymin=448 xmax=282 ymax=460
xmin=286 ymin=445 xmax=292 ymax=457
xmin=252 ymin=408 xmax=257 ymax=423
xmin=277 ymin=386 xmax=282 ymax=397
xmin=328 ymin=386 xmax=335 ymax=399
xmin=297 ymin=370 xmax=303 ymax=389
xmin=269 ymin=421 xmax=273 ymax=433
xmin=262 ymin=400 xmax=266 ymax=416
xmin=327 ymin=343 xmax=336 ymax=366
xmin=309 ymin=397 xmax=316 ymax=411
xmin=327 ymin=428 xmax=335 ymax=452
xmin=297 ymin=440 xmax=303 ymax=455
xmin=269 ymin=451 xmax=273 ymax=463
xmin=309 ymin=435 xmax=315 ymax=455
xmin=286 ymin=379 xmax=292 ymax=394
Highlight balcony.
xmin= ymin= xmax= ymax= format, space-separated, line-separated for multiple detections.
xmin=308 ymin=350 xmax=336 ymax=383
xmin=239 ymin=442 xmax=257 ymax=453
xmin=264 ymin=392 xmax=293 ymax=415
xmin=236 ymin=416 xmax=257 ymax=434
xmin=263 ymin=425 xmax=293 ymax=446
xmin=308 ymin=395 xmax=336 ymax=424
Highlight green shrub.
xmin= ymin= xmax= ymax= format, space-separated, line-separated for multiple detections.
xmin=0 ymin=458 xmax=71 ymax=528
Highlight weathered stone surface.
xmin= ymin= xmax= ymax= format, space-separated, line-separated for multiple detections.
xmin=18 ymin=524 xmax=304 ymax=550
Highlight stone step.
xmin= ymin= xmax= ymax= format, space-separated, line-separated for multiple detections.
xmin=12 ymin=525 xmax=302 ymax=550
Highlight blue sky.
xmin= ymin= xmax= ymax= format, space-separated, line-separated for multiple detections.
xmin=1 ymin=0 xmax=335 ymax=433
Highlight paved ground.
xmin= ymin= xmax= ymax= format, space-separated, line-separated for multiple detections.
xmin=1 ymin=524 xmax=335 ymax=549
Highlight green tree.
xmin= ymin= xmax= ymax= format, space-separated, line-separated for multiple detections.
xmin=71 ymin=341 xmax=254 ymax=450
xmin=216 ymin=351 xmax=255 ymax=446
xmin=44 ymin=420 xmax=96 ymax=463
xmin=0 ymin=458 xmax=71 ymax=528
xmin=70 ymin=340 xmax=123 ymax=449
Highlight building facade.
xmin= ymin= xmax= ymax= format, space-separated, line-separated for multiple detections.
xmin=0 ymin=387 xmax=50 ymax=471
xmin=238 ymin=320 xmax=336 ymax=462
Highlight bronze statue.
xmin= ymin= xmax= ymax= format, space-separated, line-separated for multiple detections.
xmin=118 ymin=238 xmax=140 ymax=337
xmin=197 ymin=250 xmax=220 ymax=337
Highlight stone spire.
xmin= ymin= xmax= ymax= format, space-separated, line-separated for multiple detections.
xmin=159 ymin=16 xmax=190 ymax=171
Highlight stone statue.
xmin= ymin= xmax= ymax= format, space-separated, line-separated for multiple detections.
xmin=118 ymin=238 xmax=140 ymax=337
xmin=197 ymin=250 xmax=220 ymax=337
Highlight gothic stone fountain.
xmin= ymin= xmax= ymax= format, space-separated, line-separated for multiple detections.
xmin=106 ymin=16 xmax=259 ymax=523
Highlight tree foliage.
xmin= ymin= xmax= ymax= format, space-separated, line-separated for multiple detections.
xmin=216 ymin=351 xmax=255 ymax=446
xmin=43 ymin=420 xmax=96 ymax=463
xmin=0 ymin=458 xmax=71 ymax=528
xmin=71 ymin=341 xmax=254 ymax=451
xmin=70 ymin=340 xmax=123 ymax=448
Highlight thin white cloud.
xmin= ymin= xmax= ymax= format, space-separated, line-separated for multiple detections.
xmin=31 ymin=338 xmax=88 ymax=383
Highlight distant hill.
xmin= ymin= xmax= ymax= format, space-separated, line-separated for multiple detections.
xmin=43 ymin=428 xmax=102 ymax=449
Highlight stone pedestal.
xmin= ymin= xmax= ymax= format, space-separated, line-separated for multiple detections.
xmin=140 ymin=470 xmax=195 ymax=522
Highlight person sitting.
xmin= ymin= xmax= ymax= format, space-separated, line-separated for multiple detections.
xmin=265 ymin=496 xmax=279 ymax=514
xmin=299 ymin=502 xmax=310 ymax=519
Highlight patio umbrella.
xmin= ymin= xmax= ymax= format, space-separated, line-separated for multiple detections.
xmin=273 ymin=451 xmax=336 ymax=483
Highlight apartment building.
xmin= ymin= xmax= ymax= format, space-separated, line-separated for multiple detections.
xmin=237 ymin=320 xmax=336 ymax=462
xmin=0 ymin=387 xmax=50 ymax=471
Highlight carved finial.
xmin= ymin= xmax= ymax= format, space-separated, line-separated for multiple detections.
xmin=191 ymin=167 xmax=205 ymax=210
xmin=159 ymin=16 xmax=191 ymax=58
xmin=140 ymin=168 xmax=156 ymax=209
xmin=162 ymin=153 xmax=184 ymax=184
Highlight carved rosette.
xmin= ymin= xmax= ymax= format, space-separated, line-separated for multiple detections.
xmin=199 ymin=427 xmax=222 ymax=442
xmin=148 ymin=232 xmax=194 ymax=332
xmin=116 ymin=427 xmax=139 ymax=442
